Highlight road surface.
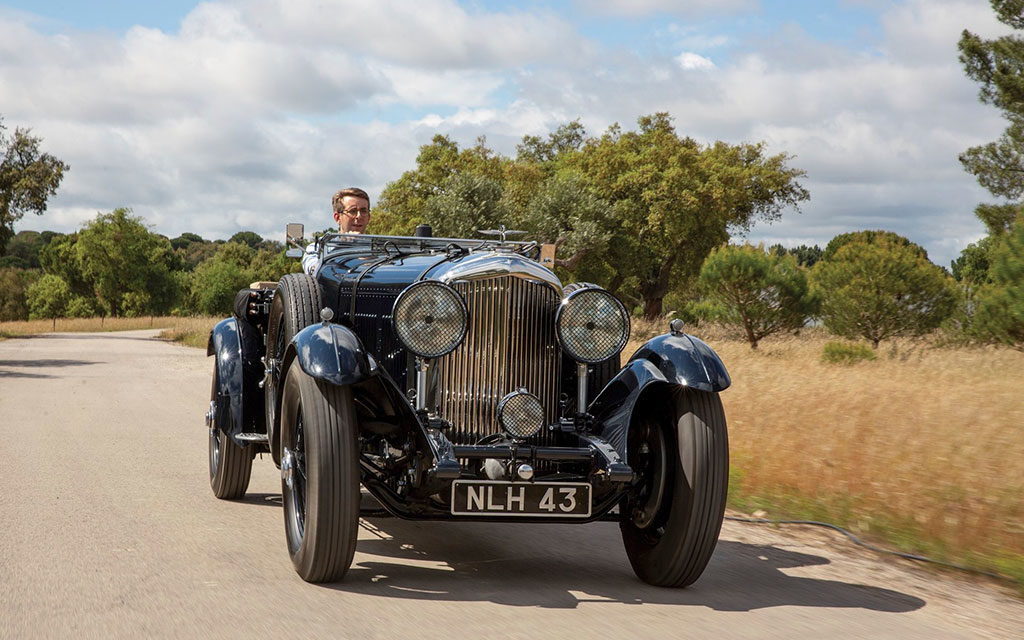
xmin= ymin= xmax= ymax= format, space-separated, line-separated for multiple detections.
xmin=1 ymin=330 xmax=1021 ymax=639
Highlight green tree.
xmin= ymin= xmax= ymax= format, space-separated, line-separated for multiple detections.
xmin=971 ymin=222 xmax=1024 ymax=348
xmin=768 ymin=243 xmax=823 ymax=267
xmin=170 ymin=232 xmax=204 ymax=251
xmin=228 ymin=230 xmax=264 ymax=249
xmin=944 ymin=236 xmax=998 ymax=339
xmin=0 ymin=117 xmax=69 ymax=255
xmin=424 ymin=172 xmax=506 ymax=238
xmin=249 ymin=247 xmax=300 ymax=282
xmin=375 ymin=135 xmax=509 ymax=235
xmin=26 ymin=273 xmax=72 ymax=321
xmin=515 ymin=173 xmax=614 ymax=281
xmin=811 ymin=234 xmax=957 ymax=348
xmin=822 ymin=229 xmax=927 ymax=261
xmin=0 ymin=267 xmax=40 ymax=321
xmin=75 ymin=208 xmax=179 ymax=316
xmin=950 ymin=236 xmax=996 ymax=284
xmin=187 ymin=244 xmax=256 ymax=315
xmin=1 ymin=230 xmax=55 ymax=269
xmin=516 ymin=120 xmax=587 ymax=164
xmin=696 ymin=244 xmax=817 ymax=349
xmin=567 ymin=113 xmax=809 ymax=319
xmin=959 ymin=2 xmax=1024 ymax=204
xmin=38 ymin=232 xmax=93 ymax=300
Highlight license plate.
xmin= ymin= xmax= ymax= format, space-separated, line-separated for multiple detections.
xmin=450 ymin=480 xmax=592 ymax=517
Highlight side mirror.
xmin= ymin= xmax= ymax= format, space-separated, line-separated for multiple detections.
xmin=540 ymin=243 xmax=556 ymax=267
xmin=285 ymin=223 xmax=305 ymax=257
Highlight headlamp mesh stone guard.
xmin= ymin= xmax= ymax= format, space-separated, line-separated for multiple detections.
xmin=393 ymin=282 xmax=467 ymax=358
xmin=557 ymin=288 xmax=629 ymax=363
xmin=498 ymin=390 xmax=545 ymax=439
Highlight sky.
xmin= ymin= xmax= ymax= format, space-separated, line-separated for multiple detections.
xmin=0 ymin=0 xmax=1011 ymax=268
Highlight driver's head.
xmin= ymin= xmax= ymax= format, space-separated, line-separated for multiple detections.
xmin=332 ymin=187 xmax=371 ymax=233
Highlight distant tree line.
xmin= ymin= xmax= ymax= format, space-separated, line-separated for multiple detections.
xmin=0 ymin=209 xmax=298 ymax=321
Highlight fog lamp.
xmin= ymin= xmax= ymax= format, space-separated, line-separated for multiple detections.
xmin=497 ymin=390 xmax=544 ymax=440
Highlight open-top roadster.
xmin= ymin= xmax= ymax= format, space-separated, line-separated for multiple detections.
xmin=206 ymin=225 xmax=731 ymax=586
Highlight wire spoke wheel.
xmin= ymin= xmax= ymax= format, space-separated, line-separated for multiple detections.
xmin=283 ymin=410 xmax=307 ymax=549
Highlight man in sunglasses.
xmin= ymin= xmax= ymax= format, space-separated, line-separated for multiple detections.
xmin=302 ymin=187 xmax=371 ymax=275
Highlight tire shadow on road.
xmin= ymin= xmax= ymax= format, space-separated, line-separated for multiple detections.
xmin=313 ymin=516 xmax=926 ymax=613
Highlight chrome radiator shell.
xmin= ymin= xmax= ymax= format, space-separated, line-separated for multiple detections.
xmin=433 ymin=275 xmax=561 ymax=445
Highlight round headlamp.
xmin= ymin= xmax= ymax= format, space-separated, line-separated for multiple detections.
xmin=497 ymin=390 xmax=545 ymax=440
xmin=392 ymin=281 xmax=468 ymax=359
xmin=556 ymin=287 xmax=630 ymax=364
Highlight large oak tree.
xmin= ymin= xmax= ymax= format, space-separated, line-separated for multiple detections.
xmin=566 ymin=113 xmax=808 ymax=319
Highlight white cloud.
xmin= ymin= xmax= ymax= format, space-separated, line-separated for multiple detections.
xmin=2 ymin=0 xmax=1014 ymax=269
xmin=676 ymin=52 xmax=715 ymax=71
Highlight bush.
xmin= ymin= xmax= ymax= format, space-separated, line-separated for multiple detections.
xmin=821 ymin=341 xmax=877 ymax=365
xmin=0 ymin=267 xmax=40 ymax=320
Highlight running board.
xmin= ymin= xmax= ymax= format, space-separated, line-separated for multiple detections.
xmin=235 ymin=432 xmax=269 ymax=443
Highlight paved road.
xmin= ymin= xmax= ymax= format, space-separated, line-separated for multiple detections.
xmin=1 ymin=330 xmax=1021 ymax=639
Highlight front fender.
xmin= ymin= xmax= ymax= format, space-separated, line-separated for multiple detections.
xmin=589 ymin=332 xmax=730 ymax=460
xmin=207 ymin=317 xmax=265 ymax=443
xmin=283 ymin=321 xmax=373 ymax=386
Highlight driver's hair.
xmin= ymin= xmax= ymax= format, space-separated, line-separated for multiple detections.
xmin=332 ymin=187 xmax=370 ymax=213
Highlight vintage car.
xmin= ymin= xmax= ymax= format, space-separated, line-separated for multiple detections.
xmin=206 ymin=225 xmax=731 ymax=586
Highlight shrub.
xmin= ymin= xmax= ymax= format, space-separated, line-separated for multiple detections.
xmin=821 ymin=341 xmax=877 ymax=364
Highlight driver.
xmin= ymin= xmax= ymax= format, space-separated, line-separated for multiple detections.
xmin=301 ymin=187 xmax=371 ymax=275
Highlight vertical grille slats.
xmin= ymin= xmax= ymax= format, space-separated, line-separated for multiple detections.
xmin=437 ymin=277 xmax=560 ymax=445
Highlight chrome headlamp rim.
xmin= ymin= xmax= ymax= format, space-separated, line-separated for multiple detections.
xmin=391 ymin=281 xmax=468 ymax=359
xmin=555 ymin=286 xmax=630 ymax=364
xmin=497 ymin=389 xmax=545 ymax=440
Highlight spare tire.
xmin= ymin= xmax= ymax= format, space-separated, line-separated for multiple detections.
xmin=265 ymin=273 xmax=323 ymax=460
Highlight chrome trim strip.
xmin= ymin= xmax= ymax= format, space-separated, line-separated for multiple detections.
xmin=434 ymin=252 xmax=562 ymax=294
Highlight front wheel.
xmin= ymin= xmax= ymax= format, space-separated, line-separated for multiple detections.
xmin=620 ymin=387 xmax=729 ymax=587
xmin=279 ymin=364 xmax=360 ymax=583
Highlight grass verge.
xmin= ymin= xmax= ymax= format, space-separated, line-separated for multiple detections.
xmin=629 ymin=319 xmax=1024 ymax=590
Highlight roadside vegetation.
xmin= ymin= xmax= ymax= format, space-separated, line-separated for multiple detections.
xmin=0 ymin=315 xmax=217 ymax=348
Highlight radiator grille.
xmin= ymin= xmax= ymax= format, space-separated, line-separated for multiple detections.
xmin=437 ymin=277 xmax=560 ymax=445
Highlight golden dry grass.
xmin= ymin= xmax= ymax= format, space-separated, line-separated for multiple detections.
xmin=0 ymin=316 xmax=219 ymax=349
xmin=628 ymin=319 xmax=1024 ymax=583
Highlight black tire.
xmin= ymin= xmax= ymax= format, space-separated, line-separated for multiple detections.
xmin=279 ymin=364 xmax=360 ymax=583
xmin=620 ymin=387 xmax=729 ymax=587
xmin=209 ymin=362 xmax=253 ymax=499
xmin=265 ymin=273 xmax=323 ymax=449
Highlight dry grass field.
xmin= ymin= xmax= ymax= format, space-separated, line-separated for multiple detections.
xmin=628 ymin=319 xmax=1024 ymax=586
xmin=0 ymin=316 xmax=219 ymax=349
xmin=4 ymin=315 xmax=1022 ymax=585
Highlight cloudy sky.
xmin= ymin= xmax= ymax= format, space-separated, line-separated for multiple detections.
xmin=0 ymin=0 xmax=1010 ymax=268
